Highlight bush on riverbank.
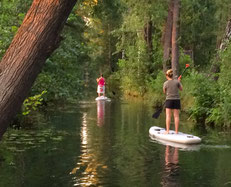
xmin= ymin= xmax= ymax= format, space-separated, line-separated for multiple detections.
xmin=108 ymin=66 xmax=231 ymax=128
xmin=207 ymin=45 xmax=231 ymax=128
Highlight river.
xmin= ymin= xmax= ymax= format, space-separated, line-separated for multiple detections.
xmin=0 ymin=100 xmax=231 ymax=186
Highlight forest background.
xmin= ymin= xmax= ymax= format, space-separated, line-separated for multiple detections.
xmin=1 ymin=0 xmax=231 ymax=129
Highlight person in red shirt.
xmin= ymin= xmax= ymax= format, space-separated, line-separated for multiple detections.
xmin=96 ymin=74 xmax=105 ymax=97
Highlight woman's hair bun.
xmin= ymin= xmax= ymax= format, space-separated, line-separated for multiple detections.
xmin=166 ymin=69 xmax=173 ymax=78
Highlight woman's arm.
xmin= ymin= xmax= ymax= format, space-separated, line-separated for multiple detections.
xmin=163 ymin=82 xmax=167 ymax=94
xmin=178 ymin=81 xmax=183 ymax=91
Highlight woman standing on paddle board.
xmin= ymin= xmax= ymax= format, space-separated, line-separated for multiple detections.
xmin=96 ymin=74 xmax=105 ymax=97
xmin=163 ymin=69 xmax=183 ymax=134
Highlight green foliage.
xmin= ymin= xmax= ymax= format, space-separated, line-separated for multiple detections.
xmin=147 ymin=71 xmax=166 ymax=105
xmin=182 ymin=44 xmax=231 ymax=127
xmin=183 ymin=71 xmax=217 ymax=124
xmin=117 ymin=41 xmax=151 ymax=96
xmin=76 ymin=0 xmax=123 ymax=78
xmin=10 ymin=91 xmax=47 ymax=129
xmin=0 ymin=0 xmax=32 ymax=57
xmin=2 ymin=0 xmax=231 ymax=130
xmin=110 ymin=0 xmax=231 ymax=129
xmin=107 ymin=72 xmax=122 ymax=98
xmin=1 ymin=2 xmax=88 ymax=104
xmin=214 ymin=0 xmax=231 ymax=41
xmin=113 ymin=0 xmax=166 ymax=97
xmin=207 ymin=44 xmax=231 ymax=127
xmin=22 ymin=91 xmax=47 ymax=116
xmin=151 ymin=33 xmax=164 ymax=75
xmin=1 ymin=2 xmax=90 ymax=128
xmin=31 ymin=10 xmax=88 ymax=102
xmin=181 ymin=0 xmax=217 ymax=67
xmin=179 ymin=48 xmax=193 ymax=69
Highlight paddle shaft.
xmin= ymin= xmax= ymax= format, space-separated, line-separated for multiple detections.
xmin=178 ymin=65 xmax=189 ymax=80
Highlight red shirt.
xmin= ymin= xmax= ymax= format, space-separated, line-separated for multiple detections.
xmin=98 ymin=78 xmax=105 ymax=86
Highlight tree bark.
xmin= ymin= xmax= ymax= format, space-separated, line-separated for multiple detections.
xmin=0 ymin=0 xmax=77 ymax=138
xmin=219 ymin=19 xmax=231 ymax=51
xmin=144 ymin=20 xmax=153 ymax=54
xmin=162 ymin=0 xmax=174 ymax=73
xmin=108 ymin=24 xmax=112 ymax=72
xmin=171 ymin=0 xmax=180 ymax=79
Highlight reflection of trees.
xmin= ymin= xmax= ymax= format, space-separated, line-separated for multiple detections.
xmin=70 ymin=112 xmax=108 ymax=186
xmin=161 ymin=145 xmax=180 ymax=187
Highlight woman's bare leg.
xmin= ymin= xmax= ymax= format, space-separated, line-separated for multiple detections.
xmin=165 ymin=108 xmax=172 ymax=134
xmin=173 ymin=109 xmax=180 ymax=134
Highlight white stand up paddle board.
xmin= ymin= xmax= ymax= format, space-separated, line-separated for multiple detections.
xmin=150 ymin=136 xmax=201 ymax=151
xmin=95 ymin=96 xmax=111 ymax=101
xmin=149 ymin=126 xmax=201 ymax=144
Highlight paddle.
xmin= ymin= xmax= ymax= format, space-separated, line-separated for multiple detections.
xmin=152 ymin=64 xmax=190 ymax=119
xmin=152 ymin=103 xmax=165 ymax=119
xmin=178 ymin=63 xmax=190 ymax=81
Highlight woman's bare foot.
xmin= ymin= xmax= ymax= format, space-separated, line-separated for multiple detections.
xmin=164 ymin=131 xmax=169 ymax=134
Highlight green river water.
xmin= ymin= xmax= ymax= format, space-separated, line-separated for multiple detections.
xmin=0 ymin=100 xmax=231 ymax=187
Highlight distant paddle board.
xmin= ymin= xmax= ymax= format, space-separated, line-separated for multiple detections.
xmin=95 ymin=96 xmax=111 ymax=101
xmin=149 ymin=126 xmax=201 ymax=144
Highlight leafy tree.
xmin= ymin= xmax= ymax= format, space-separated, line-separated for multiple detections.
xmin=0 ymin=0 xmax=32 ymax=58
xmin=180 ymin=0 xmax=217 ymax=67
xmin=113 ymin=0 xmax=166 ymax=96
xmin=32 ymin=9 xmax=89 ymax=102
xmin=0 ymin=0 xmax=77 ymax=138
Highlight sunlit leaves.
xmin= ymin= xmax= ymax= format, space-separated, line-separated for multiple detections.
xmin=76 ymin=0 xmax=98 ymax=17
xmin=22 ymin=91 xmax=47 ymax=116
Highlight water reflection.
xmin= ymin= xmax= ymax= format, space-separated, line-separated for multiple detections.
xmin=70 ymin=112 xmax=108 ymax=186
xmin=97 ymin=101 xmax=105 ymax=126
xmin=1 ymin=102 xmax=231 ymax=186
xmin=161 ymin=145 xmax=180 ymax=187
xmin=151 ymin=138 xmax=201 ymax=151
xmin=70 ymin=112 xmax=99 ymax=186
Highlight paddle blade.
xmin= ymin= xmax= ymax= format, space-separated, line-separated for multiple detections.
xmin=152 ymin=107 xmax=163 ymax=119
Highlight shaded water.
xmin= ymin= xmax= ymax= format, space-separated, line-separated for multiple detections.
xmin=0 ymin=100 xmax=231 ymax=186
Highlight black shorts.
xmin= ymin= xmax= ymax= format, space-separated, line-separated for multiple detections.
xmin=165 ymin=99 xmax=181 ymax=109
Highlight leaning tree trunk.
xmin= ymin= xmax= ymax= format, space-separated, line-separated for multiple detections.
xmin=162 ymin=0 xmax=173 ymax=73
xmin=0 ymin=0 xmax=77 ymax=139
xmin=171 ymin=0 xmax=180 ymax=79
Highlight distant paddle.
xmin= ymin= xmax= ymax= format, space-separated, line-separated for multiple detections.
xmin=152 ymin=64 xmax=190 ymax=119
